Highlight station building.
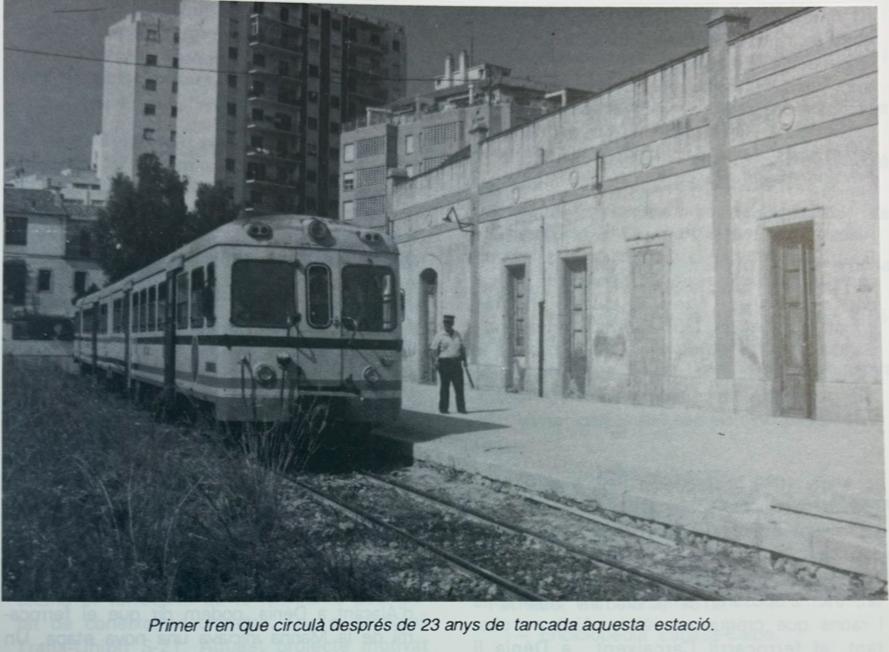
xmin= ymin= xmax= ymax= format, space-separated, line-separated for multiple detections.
xmin=389 ymin=7 xmax=879 ymax=423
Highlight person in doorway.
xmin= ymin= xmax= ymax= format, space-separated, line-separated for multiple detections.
xmin=430 ymin=314 xmax=467 ymax=414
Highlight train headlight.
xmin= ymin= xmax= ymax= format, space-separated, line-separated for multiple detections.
xmin=255 ymin=364 xmax=277 ymax=387
xmin=362 ymin=366 xmax=382 ymax=386
xmin=246 ymin=221 xmax=273 ymax=240
xmin=306 ymin=218 xmax=332 ymax=245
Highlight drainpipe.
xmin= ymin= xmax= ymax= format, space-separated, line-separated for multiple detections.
xmin=468 ymin=114 xmax=488 ymax=364
xmin=539 ymin=217 xmax=546 ymax=397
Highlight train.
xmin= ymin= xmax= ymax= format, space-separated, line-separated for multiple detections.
xmin=73 ymin=213 xmax=402 ymax=429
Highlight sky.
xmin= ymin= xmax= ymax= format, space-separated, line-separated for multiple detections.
xmin=3 ymin=1 xmax=798 ymax=174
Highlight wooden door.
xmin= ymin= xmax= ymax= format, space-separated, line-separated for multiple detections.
xmin=419 ymin=269 xmax=438 ymax=384
xmin=564 ymin=258 xmax=588 ymax=397
xmin=506 ymin=264 xmax=527 ymax=391
xmin=630 ymin=245 xmax=667 ymax=405
xmin=773 ymin=226 xmax=816 ymax=418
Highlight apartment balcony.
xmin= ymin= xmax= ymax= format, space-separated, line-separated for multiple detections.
xmin=248 ymin=63 xmax=301 ymax=82
xmin=245 ymin=176 xmax=300 ymax=190
xmin=246 ymin=114 xmax=300 ymax=135
xmin=246 ymin=147 xmax=301 ymax=164
xmin=249 ymin=26 xmax=303 ymax=56
xmin=247 ymin=91 xmax=300 ymax=109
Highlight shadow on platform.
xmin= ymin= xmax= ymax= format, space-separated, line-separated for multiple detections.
xmin=384 ymin=409 xmax=510 ymax=442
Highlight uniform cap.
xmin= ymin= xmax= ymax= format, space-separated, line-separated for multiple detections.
xmin=443 ymin=314 xmax=455 ymax=321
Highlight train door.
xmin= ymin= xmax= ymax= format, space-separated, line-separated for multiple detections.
xmin=419 ymin=268 xmax=438 ymax=384
xmin=772 ymin=225 xmax=816 ymax=418
xmin=506 ymin=264 xmax=528 ymax=392
xmin=563 ymin=258 xmax=588 ymax=397
xmin=164 ymin=263 xmax=183 ymax=402
xmin=123 ymin=288 xmax=132 ymax=388
xmin=629 ymin=244 xmax=668 ymax=405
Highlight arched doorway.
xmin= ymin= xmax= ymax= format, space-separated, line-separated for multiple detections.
xmin=419 ymin=268 xmax=438 ymax=384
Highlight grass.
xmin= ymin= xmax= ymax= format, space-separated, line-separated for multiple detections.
xmin=1 ymin=356 xmax=385 ymax=601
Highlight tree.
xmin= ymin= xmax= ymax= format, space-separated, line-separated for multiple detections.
xmin=96 ymin=153 xmax=189 ymax=281
xmin=185 ymin=182 xmax=241 ymax=242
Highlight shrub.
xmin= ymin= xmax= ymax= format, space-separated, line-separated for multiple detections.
xmin=2 ymin=356 xmax=363 ymax=600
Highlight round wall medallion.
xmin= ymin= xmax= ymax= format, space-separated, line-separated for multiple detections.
xmin=569 ymin=170 xmax=579 ymax=188
xmin=779 ymin=105 xmax=795 ymax=131
xmin=640 ymin=150 xmax=653 ymax=169
xmin=512 ymin=187 xmax=520 ymax=205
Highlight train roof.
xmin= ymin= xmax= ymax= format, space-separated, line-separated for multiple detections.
xmin=77 ymin=214 xmax=398 ymax=305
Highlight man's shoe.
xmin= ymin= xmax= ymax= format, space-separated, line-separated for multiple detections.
xmin=458 ymin=409 xmax=468 ymax=414
xmin=439 ymin=410 xmax=449 ymax=414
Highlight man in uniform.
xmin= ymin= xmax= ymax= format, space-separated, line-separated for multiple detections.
xmin=430 ymin=314 xmax=467 ymax=414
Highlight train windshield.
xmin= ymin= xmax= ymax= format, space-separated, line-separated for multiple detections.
xmin=342 ymin=265 xmax=396 ymax=332
xmin=231 ymin=260 xmax=296 ymax=327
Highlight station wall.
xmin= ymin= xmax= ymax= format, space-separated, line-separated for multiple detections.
xmin=389 ymin=7 xmax=879 ymax=422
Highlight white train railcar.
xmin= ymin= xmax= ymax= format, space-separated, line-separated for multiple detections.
xmin=73 ymin=214 xmax=401 ymax=425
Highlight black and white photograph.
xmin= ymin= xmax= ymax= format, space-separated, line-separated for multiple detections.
xmin=2 ymin=0 xmax=887 ymax=649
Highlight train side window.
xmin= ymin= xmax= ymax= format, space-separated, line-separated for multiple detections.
xmin=148 ymin=286 xmax=157 ymax=331
xmin=132 ymin=292 xmax=140 ymax=332
xmin=140 ymin=288 xmax=148 ymax=333
xmin=306 ymin=264 xmax=332 ymax=328
xmin=112 ymin=299 xmax=121 ymax=333
xmin=191 ymin=267 xmax=205 ymax=328
xmin=157 ymin=281 xmax=167 ymax=331
xmin=204 ymin=263 xmax=216 ymax=327
xmin=176 ymin=273 xmax=189 ymax=329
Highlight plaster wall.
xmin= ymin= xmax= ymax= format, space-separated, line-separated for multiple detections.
xmin=391 ymin=7 xmax=879 ymax=422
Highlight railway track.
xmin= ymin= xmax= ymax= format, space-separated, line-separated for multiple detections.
xmin=290 ymin=476 xmax=547 ymax=601
xmin=360 ymin=472 xmax=724 ymax=601
xmin=289 ymin=470 xmax=723 ymax=601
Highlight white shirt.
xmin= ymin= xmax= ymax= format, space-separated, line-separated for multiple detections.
xmin=431 ymin=329 xmax=465 ymax=359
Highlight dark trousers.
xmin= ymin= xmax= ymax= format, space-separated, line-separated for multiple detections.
xmin=437 ymin=358 xmax=465 ymax=413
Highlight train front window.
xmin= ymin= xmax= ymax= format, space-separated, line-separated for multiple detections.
xmin=341 ymin=265 xmax=396 ymax=332
xmin=231 ymin=260 xmax=295 ymax=327
xmin=306 ymin=264 xmax=332 ymax=328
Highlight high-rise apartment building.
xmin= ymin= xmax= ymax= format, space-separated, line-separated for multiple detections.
xmin=98 ymin=12 xmax=180 ymax=192
xmin=176 ymin=1 xmax=406 ymax=216
xmin=339 ymin=52 xmax=591 ymax=228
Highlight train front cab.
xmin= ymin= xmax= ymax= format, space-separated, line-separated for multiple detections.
xmin=206 ymin=242 xmax=402 ymax=426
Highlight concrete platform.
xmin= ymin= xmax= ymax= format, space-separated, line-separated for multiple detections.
xmin=375 ymin=382 xmax=888 ymax=580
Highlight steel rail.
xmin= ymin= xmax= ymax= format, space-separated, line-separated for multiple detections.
xmin=289 ymin=477 xmax=547 ymax=601
xmin=363 ymin=472 xmax=725 ymax=601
